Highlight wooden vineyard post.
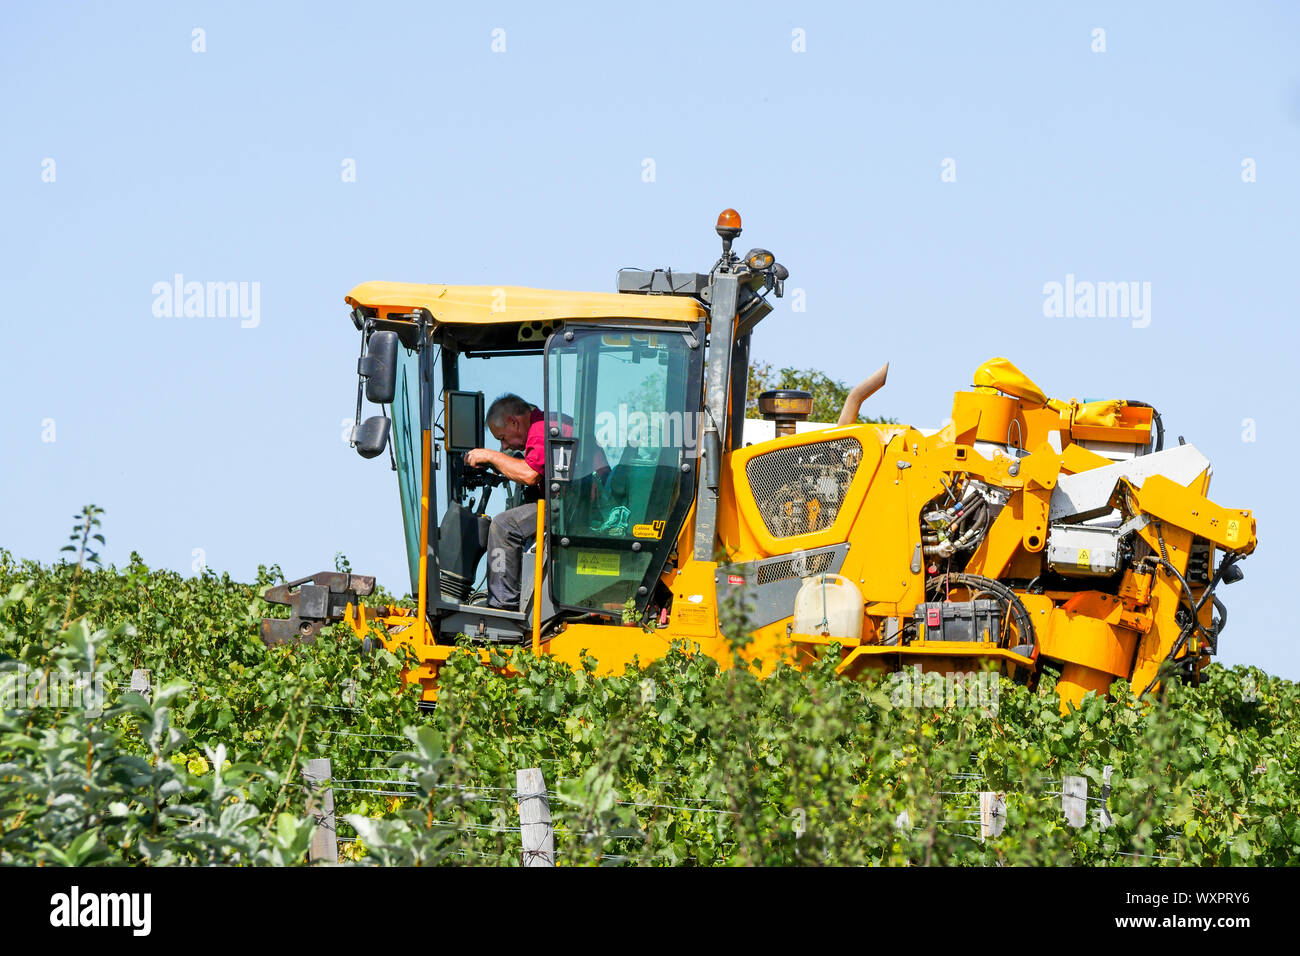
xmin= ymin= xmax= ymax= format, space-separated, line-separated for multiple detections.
xmin=305 ymin=757 xmax=337 ymax=864
xmin=1062 ymin=775 xmax=1087 ymax=828
xmin=516 ymin=767 xmax=554 ymax=867
xmin=1097 ymin=765 xmax=1114 ymax=831
xmin=979 ymin=792 xmax=1006 ymax=841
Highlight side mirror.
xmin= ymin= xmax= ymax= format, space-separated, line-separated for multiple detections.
xmin=359 ymin=330 xmax=399 ymax=404
xmin=355 ymin=415 xmax=391 ymax=459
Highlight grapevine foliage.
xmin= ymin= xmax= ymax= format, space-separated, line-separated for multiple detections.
xmin=1 ymin=512 xmax=1296 ymax=866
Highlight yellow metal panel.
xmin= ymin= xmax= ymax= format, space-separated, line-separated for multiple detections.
xmin=950 ymin=391 xmax=1022 ymax=445
xmin=1122 ymin=474 xmax=1256 ymax=555
xmin=732 ymin=618 xmax=813 ymax=676
xmin=1059 ymin=442 xmax=1112 ymax=474
xmin=1021 ymin=404 xmax=1069 ymax=451
xmin=1069 ymin=403 xmax=1153 ymax=444
xmin=1058 ymin=664 xmax=1115 ymax=712
xmin=727 ymin=424 xmax=884 ymax=555
xmin=1018 ymin=443 xmax=1062 ymax=492
xmin=1118 ymin=569 xmax=1153 ymax=607
xmin=544 ymin=622 xmax=693 ymax=675
xmin=1128 ymin=524 xmax=1196 ymax=696
xmin=665 ymin=561 xmax=721 ymax=639
xmin=345 ymin=282 xmax=705 ymax=326
xmin=843 ymin=447 xmax=925 ymax=604
xmin=1035 ymin=601 xmax=1140 ymax=676
xmin=966 ymin=496 xmax=1027 ymax=579
xmin=789 ymin=633 xmax=863 ymax=647
xmin=834 ymin=643 xmax=1034 ymax=677
xmin=1021 ymin=487 xmax=1050 ymax=553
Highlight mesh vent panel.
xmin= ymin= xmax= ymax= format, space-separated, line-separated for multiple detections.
xmin=745 ymin=438 xmax=863 ymax=538
xmin=755 ymin=550 xmax=836 ymax=585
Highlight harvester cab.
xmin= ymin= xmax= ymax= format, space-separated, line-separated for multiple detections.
xmin=263 ymin=210 xmax=1257 ymax=711
xmin=264 ymin=210 xmax=784 ymax=654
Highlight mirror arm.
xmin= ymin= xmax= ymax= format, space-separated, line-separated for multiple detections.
xmin=386 ymin=404 xmax=397 ymax=471
xmin=350 ymin=321 xmax=373 ymax=449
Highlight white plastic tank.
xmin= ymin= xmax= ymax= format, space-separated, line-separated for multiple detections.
xmin=792 ymin=574 xmax=864 ymax=640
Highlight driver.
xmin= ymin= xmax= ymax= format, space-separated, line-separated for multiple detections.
xmin=466 ymin=393 xmax=610 ymax=610
xmin=465 ymin=394 xmax=547 ymax=610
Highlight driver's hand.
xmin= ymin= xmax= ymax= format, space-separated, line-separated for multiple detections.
xmin=465 ymin=448 xmax=492 ymax=469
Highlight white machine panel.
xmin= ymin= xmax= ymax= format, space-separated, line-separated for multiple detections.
xmin=1050 ymin=444 xmax=1211 ymax=524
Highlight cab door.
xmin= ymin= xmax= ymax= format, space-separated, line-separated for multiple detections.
xmin=544 ymin=325 xmax=703 ymax=614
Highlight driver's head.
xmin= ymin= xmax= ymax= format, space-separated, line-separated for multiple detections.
xmin=486 ymin=393 xmax=534 ymax=450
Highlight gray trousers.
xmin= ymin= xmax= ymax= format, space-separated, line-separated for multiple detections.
xmin=486 ymin=503 xmax=539 ymax=609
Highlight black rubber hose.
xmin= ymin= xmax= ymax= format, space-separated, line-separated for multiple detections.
xmin=1195 ymin=552 xmax=1239 ymax=617
xmin=1139 ymin=558 xmax=1234 ymax=699
xmin=1140 ymin=617 xmax=1197 ymax=700
xmin=949 ymin=499 xmax=986 ymax=537
xmin=1157 ymin=558 xmax=1216 ymax=649
xmin=1165 ymin=555 xmax=1226 ymax=648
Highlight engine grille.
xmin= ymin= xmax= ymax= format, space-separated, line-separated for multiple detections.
xmin=746 ymin=437 xmax=863 ymax=538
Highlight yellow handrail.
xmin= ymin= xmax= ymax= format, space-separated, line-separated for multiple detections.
xmin=532 ymin=500 xmax=545 ymax=654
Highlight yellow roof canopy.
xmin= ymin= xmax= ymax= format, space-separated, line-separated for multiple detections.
xmin=346 ymin=282 xmax=706 ymax=326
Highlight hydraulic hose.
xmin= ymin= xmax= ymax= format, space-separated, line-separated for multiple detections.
xmin=920 ymin=492 xmax=989 ymax=558
xmin=1138 ymin=553 xmax=1241 ymax=699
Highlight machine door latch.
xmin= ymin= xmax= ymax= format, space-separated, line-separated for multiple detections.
xmin=549 ymin=437 xmax=575 ymax=483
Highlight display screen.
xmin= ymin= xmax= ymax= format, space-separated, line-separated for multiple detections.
xmin=445 ymin=391 xmax=484 ymax=452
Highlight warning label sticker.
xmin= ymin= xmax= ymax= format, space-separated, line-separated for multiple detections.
xmin=675 ymin=605 xmax=710 ymax=627
xmin=576 ymin=552 xmax=620 ymax=577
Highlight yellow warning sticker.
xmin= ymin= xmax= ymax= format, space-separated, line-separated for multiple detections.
xmin=1077 ymin=548 xmax=1091 ymax=568
xmin=1226 ymin=520 xmax=1240 ymax=545
xmin=633 ymin=520 xmax=666 ymax=540
xmin=676 ymin=606 xmax=710 ymax=626
xmin=601 ymin=333 xmax=661 ymax=348
xmin=576 ymin=552 xmax=620 ymax=576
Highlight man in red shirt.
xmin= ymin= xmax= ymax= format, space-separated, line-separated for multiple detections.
xmin=465 ymin=394 xmax=548 ymax=610
xmin=467 ymin=394 xmax=614 ymax=609
xmin=468 ymin=393 xmax=615 ymax=609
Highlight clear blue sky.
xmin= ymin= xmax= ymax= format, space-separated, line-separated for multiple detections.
xmin=2 ymin=2 xmax=1296 ymax=678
